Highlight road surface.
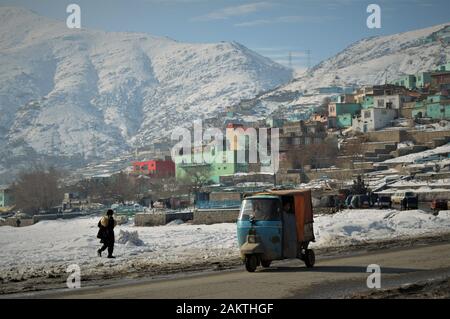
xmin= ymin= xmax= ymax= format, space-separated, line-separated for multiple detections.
xmin=11 ymin=242 xmax=450 ymax=299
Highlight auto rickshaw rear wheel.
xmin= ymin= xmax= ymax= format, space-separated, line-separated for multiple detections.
xmin=245 ymin=255 xmax=258 ymax=272
xmin=261 ymin=260 xmax=271 ymax=268
xmin=304 ymin=249 xmax=315 ymax=268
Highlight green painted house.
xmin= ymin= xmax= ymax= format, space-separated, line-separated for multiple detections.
xmin=426 ymin=104 xmax=450 ymax=119
xmin=329 ymin=102 xmax=361 ymax=128
xmin=412 ymin=107 xmax=426 ymax=118
xmin=0 ymin=187 xmax=13 ymax=208
xmin=413 ymin=94 xmax=450 ymax=119
xmin=416 ymin=72 xmax=431 ymax=88
xmin=175 ymin=149 xmax=248 ymax=184
xmin=437 ymin=62 xmax=450 ymax=72
xmin=337 ymin=113 xmax=353 ymax=128
xmin=391 ymin=75 xmax=416 ymax=90
xmin=361 ymin=96 xmax=374 ymax=109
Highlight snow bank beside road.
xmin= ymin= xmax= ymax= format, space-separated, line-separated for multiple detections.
xmin=0 ymin=210 xmax=450 ymax=279
xmin=312 ymin=209 xmax=450 ymax=248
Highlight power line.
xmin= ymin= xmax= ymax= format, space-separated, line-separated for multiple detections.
xmin=306 ymin=49 xmax=311 ymax=70
xmin=288 ymin=51 xmax=293 ymax=69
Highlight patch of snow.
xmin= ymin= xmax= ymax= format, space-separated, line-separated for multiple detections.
xmin=384 ymin=143 xmax=450 ymax=164
xmin=166 ymin=219 xmax=185 ymax=226
xmin=116 ymin=230 xmax=144 ymax=246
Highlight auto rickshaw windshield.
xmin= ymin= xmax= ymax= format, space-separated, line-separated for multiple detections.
xmin=239 ymin=198 xmax=281 ymax=221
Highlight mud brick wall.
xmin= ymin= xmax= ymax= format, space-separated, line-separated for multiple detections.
xmin=367 ymin=130 xmax=406 ymax=143
xmin=135 ymin=213 xmax=166 ymax=226
xmin=405 ymin=129 xmax=450 ymax=145
xmin=209 ymin=192 xmax=241 ymax=202
xmin=0 ymin=218 xmax=34 ymax=227
xmin=193 ymin=209 xmax=240 ymax=225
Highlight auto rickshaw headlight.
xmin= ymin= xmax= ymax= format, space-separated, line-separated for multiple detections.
xmin=247 ymin=235 xmax=258 ymax=243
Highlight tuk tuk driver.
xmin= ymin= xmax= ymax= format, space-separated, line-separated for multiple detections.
xmin=283 ymin=201 xmax=293 ymax=214
xmin=252 ymin=201 xmax=261 ymax=217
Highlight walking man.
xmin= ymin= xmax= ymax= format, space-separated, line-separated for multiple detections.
xmin=97 ymin=209 xmax=117 ymax=258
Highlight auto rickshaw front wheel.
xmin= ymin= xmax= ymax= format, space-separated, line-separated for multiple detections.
xmin=245 ymin=255 xmax=258 ymax=272
xmin=304 ymin=249 xmax=315 ymax=268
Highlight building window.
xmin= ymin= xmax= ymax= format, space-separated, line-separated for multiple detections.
xmin=377 ymin=99 xmax=384 ymax=107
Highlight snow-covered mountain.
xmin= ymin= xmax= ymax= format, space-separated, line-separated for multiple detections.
xmin=0 ymin=7 xmax=292 ymax=182
xmin=242 ymin=23 xmax=450 ymax=116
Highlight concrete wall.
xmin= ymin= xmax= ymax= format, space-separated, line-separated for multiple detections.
xmin=32 ymin=212 xmax=85 ymax=223
xmin=135 ymin=213 xmax=166 ymax=226
xmin=352 ymin=108 xmax=397 ymax=132
xmin=193 ymin=209 xmax=240 ymax=225
xmin=135 ymin=211 xmax=193 ymax=226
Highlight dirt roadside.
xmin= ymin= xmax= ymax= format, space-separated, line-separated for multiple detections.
xmin=2 ymin=233 xmax=450 ymax=296
xmin=350 ymin=276 xmax=450 ymax=298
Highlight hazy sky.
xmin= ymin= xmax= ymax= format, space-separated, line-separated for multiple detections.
xmin=1 ymin=0 xmax=450 ymax=70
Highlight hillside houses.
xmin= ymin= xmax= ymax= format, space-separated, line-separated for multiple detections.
xmin=321 ymin=62 xmax=450 ymax=132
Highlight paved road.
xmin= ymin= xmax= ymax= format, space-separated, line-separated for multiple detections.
xmin=16 ymin=243 xmax=450 ymax=299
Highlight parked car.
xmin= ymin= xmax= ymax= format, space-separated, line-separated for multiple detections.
xmin=405 ymin=196 xmax=419 ymax=210
xmin=391 ymin=191 xmax=417 ymax=207
xmin=349 ymin=194 xmax=370 ymax=209
xmin=374 ymin=196 xmax=392 ymax=209
xmin=431 ymin=199 xmax=448 ymax=211
xmin=345 ymin=195 xmax=353 ymax=208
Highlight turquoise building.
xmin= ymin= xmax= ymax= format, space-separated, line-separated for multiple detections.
xmin=329 ymin=102 xmax=362 ymax=128
xmin=416 ymin=72 xmax=431 ymax=88
xmin=0 ymin=187 xmax=13 ymax=208
xmin=413 ymin=94 xmax=450 ymax=119
xmin=174 ymin=149 xmax=248 ymax=184
xmin=361 ymin=96 xmax=374 ymax=109
xmin=336 ymin=113 xmax=353 ymax=128
xmin=437 ymin=62 xmax=450 ymax=72
xmin=391 ymin=75 xmax=416 ymax=90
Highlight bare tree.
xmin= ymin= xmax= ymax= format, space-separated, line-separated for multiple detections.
xmin=342 ymin=135 xmax=368 ymax=168
xmin=11 ymin=167 xmax=63 ymax=215
xmin=106 ymin=172 xmax=137 ymax=203
xmin=178 ymin=165 xmax=212 ymax=205
xmin=150 ymin=177 xmax=181 ymax=199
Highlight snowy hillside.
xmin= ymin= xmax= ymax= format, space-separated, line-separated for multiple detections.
xmin=287 ymin=23 xmax=450 ymax=91
xmin=0 ymin=7 xmax=292 ymax=182
xmin=238 ymin=23 xmax=450 ymax=117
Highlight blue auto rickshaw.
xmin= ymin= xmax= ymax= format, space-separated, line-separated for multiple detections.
xmin=237 ymin=189 xmax=316 ymax=272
